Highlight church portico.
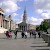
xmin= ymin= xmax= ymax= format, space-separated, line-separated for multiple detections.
xmin=18 ymin=23 xmax=27 ymax=31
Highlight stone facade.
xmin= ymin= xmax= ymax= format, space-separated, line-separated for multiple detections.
xmin=18 ymin=22 xmax=29 ymax=31
xmin=28 ymin=24 xmax=36 ymax=30
xmin=0 ymin=8 xmax=16 ymax=31
xmin=0 ymin=8 xmax=4 ymax=27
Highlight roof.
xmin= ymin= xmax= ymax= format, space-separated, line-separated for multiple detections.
xmin=18 ymin=22 xmax=28 ymax=26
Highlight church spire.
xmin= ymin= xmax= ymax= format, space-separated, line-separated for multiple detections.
xmin=23 ymin=6 xmax=27 ymax=23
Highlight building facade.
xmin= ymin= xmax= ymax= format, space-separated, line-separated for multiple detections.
xmin=28 ymin=24 xmax=36 ymax=30
xmin=0 ymin=8 xmax=16 ymax=31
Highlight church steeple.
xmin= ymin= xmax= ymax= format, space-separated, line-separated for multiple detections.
xmin=23 ymin=7 xmax=27 ymax=23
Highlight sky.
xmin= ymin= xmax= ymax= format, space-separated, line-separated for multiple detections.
xmin=0 ymin=0 xmax=50 ymax=25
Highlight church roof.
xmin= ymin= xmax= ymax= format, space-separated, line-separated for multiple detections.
xmin=18 ymin=22 xmax=28 ymax=26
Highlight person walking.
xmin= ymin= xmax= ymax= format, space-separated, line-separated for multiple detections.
xmin=5 ymin=31 xmax=12 ymax=39
xmin=38 ymin=31 xmax=41 ymax=38
xmin=30 ymin=31 xmax=32 ymax=38
xmin=14 ymin=30 xmax=18 ymax=39
xmin=21 ymin=31 xmax=25 ymax=38
xmin=25 ymin=31 xmax=27 ymax=39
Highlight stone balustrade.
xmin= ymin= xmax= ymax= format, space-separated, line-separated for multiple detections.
xmin=48 ymin=35 xmax=50 ymax=46
xmin=42 ymin=33 xmax=46 ymax=41
xmin=42 ymin=33 xmax=50 ymax=46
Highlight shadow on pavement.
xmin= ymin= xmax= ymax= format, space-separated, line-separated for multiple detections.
xmin=30 ymin=45 xmax=48 ymax=47
xmin=0 ymin=38 xmax=7 ymax=39
xmin=32 ymin=41 xmax=45 ymax=44
xmin=36 ymin=49 xmax=50 ymax=50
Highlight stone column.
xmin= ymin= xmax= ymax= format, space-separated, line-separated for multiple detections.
xmin=3 ymin=20 xmax=5 ymax=28
xmin=0 ymin=14 xmax=2 ymax=27
xmin=0 ymin=13 xmax=3 ymax=27
xmin=2 ymin=14 xmax=4 ymax=27
xmin=23 ymin=26 xmax=24 ymax=31
xmin=19 ymin=26 xmax=22 ymax=30
xmin=7 ymin=21 xmax=9 ymax=29
xmin=25 ymin=26 xmax=26 ymax=31
xmin=20 ymin=26 xmax=21 ymax=31
xmin=22 ymin=26 xmax=23 ymax=30
xmin=24 ymin=26 xmax=25 ymax=31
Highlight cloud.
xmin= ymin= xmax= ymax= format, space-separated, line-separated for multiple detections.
xmin=12 ymin=13 xmax=19 ymax=17
xmin=0 ymin=0 xmax=28 ymax=18
xmin=0 ymin=0 xmax=28 ymax=24
xmin=15 ymin=14 xmax=43 ymax=25
xmin=0 ymin=0 xmax=20 ymax=14
xmin=15 ymin=13 xmax=43 ymax=25
xmin=41 ymin=13 xmax=50 ymax=19
xmin=36 ymin=9 xmax=43 ymax=14
xmin=19 ymin=0 xmax=27 ymax=1
xmin=14 ymin=14 xmax=23 ymax=24
xmin=28 ymin=17 xmax=43 ymax=25
xmin=34 ymin=0 xmax=50 ymax=10
xmin=16 ymin=19 xmax=22 ymax=24
xmin=34 ymin=0 xmax=50 ymax=22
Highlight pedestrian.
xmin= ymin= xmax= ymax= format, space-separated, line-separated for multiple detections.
xmin=25 ymin=31 xmax=27 ymax=39
xmin=21 ymin=31 xmax=25 ymax=38
xmin=14 ymin=30 xmax=18 ymax=39
xmin=46 ymin=31 xmax=48 ymax=34
xmin=30 ymin=31 xmax=32 ymax=38
xmin=34 ymin=31 xmax=36 ymax=38
xmin=5 ymin=31 xmax=12 ymax=38
xmin=38 ymin=31 xmax=41 ymax=38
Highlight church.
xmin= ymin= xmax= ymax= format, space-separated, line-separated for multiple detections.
xmin=18 ymin=7 xmax=29 ymax=32
xmin=18 ymin=7 xmax=36 ymax=32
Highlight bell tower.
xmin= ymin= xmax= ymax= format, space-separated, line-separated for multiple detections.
xmin=23 ymin=7 xmax=27 ymax=23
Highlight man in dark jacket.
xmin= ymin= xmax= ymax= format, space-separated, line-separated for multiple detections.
xmin=38 ymin=31 xmax=41 ymax=38
xmin=14 ymin=30 xmax=18 ymax=39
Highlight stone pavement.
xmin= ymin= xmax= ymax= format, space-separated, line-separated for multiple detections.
xmin=0 ymin=32 xmax=50 ymax=50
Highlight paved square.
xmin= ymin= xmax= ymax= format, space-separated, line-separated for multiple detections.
xmin=0 ymin=32 xmax=50 ymax=50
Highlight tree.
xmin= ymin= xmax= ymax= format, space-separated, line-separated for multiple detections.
xmin=36 ymin=26 xmax=40 ymax=31
xmin=40 ymin=20 xmax=48 ymax=31
xmin=36 ymin=20 xmax=48 ymax=31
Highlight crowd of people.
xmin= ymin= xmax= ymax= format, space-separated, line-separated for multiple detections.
xmin=4 ymin=30 xmax=41 ymax=39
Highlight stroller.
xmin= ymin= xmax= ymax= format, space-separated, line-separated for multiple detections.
xmin=5 ymin=31 xmax=12 ymax=39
